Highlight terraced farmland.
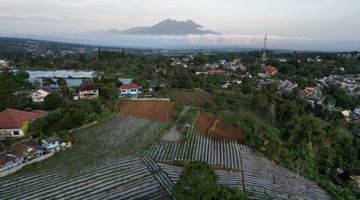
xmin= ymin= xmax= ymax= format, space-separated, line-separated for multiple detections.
xmin=0 ymin=113 xmax=330 ymax=200
xmin=0 ymin=115 xmax=171 ymax=199
xmin=149 ymin=127 xmax=250 ymax=170
xmin=241 ymin=153 xmax=331 ymax=200
xmin=195 ymin=112 xmax=246 ymax=144
xmin=173 ymin=89 xmax=215 ymax=105
xmin=119 ymin=100 xmax=176 ymax=122
xmin=148 ymin=128 xmax=331 ymax=199
xmin=158 ymin=162 xmax=244 ymax=190
xmin=76 ymin=115 xmax=166 ymax=155
xmin=0 ymin=152 xmax=169 ymax=199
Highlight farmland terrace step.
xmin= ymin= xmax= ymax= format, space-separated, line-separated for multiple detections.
xmin=141 ymin=155 xmax=176 ymax=200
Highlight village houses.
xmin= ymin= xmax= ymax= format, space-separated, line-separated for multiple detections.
xmin=0 ymin=109 xmax=48 ymax=138
xmin=264 ymin=65 xmax=279 ymax=75
xmin=31 ymin=89 xmax=50 ymax=103
xmin=75 ymin=83 xmax=99 ymax=100
xmin=119 ymin=83 xmax=142 ymax=98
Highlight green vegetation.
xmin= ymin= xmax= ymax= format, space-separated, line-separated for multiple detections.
xmin=173 ymin=161 xmax=247 ymax=200
xmin=30 ymin=99 xmax=110 ymax=140
xmin=212 ymin=85 xmax=360 ymax=199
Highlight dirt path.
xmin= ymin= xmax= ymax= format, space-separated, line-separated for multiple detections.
xmin=161 ymin=106 xmax=190 ymax=142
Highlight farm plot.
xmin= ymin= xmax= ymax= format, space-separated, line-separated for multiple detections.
xmin=195 ymin=112 xmax=246 ymax=144
xmin=147 ymin=128 xmax=330 ymax=200
xmin=240 ymin=153 xmax=331 ymax=200
xmin=173 ymin=89 xmax=214 ymax=105
xmin=76 ymin=115 xmax=166 ymax=155
xmin=148 ymin=127 xmax=251 ymax=170
xmin=158 ymin=162 xmax=244 ymax=190
xmin=120 ymin=100 xmax=176 ymax=122
xmin=0 ymin=152 xmax=169 ymax=199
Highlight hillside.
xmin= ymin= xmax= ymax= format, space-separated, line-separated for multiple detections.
xmin=0 ymin=113 xmax=331 ymax=199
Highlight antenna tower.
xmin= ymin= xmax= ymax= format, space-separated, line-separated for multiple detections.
xmin=261 ymin=34 xmax=268 ymax=67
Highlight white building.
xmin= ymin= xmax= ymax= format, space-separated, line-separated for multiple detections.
xmin=78 ymin=84 xmax=99 ymax=100
xmin=31 ymin=89 xmax=50 ymax=103
xmin=0 ymin=60 xmax=10 ymax=69
xmin=119 ymin=83 xmax=141 ymax=98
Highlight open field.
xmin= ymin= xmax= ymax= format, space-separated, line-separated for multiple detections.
xmin=195 ymin=112 xmax=246 ymax=144
xmin=173 ymin=89 xmax=215 ymax=105
xmin=119 ymin=100 xmax=176 ymax=122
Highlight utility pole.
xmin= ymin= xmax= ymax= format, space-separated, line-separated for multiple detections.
xmin=261 ymin=34 xmax=268 ymax=67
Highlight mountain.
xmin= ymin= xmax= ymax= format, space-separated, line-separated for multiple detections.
xmin=117 ymin=19 xmax=219 ymax=36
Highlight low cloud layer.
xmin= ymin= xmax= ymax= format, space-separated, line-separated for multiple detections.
xmin=2 ymin=32 xmax=359 ymax=51
xmin=53 ymin=33 xmax=360 ymax=51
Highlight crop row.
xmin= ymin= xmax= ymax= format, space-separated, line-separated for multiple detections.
xmin=148 ymin=128 xmax=330 ymax=199
xmin=77 ymin=116 xmax=165 ymax=155
xmin=120 ymin=100 xmax=176 ymax=122
xmin=158 ymin=162 xmax=243 ymax=190
xmin=0 ymin=155 xmax=168 ymax=199
xmin=173 ymin=90 xmax=214 ymax=105
xmin=240 ymin=153 xmax=330 ymax=200
xmin=148 ymin=127 xmax=252 ymax=170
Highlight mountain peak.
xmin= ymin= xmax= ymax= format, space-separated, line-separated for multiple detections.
xmin=118 ymin=19 xmax=219 ymax=36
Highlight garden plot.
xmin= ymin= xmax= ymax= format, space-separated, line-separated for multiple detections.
xmin=240 ymin=153 xmax=331 ymax=200
xmin=76 ymin=115 xmax=166 ymax=155
xmin=147 ymin=128 xmax=330 ymax=200
xmin=173 ymin=89 xmax=215 ymax=105
xmin=0 ymin=154 xmax=169 ymax=199
xmin=158 ymin=162 xmax=244 ymax=190
xmin=148 ymin=127 xmax=250 ymax=170
xmin=119 ymin=99 xmax=176 ymax=122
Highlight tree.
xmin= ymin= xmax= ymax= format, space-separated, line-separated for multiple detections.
xmin=173 ymin=161 xmax=246 ymax=200
xmin=56 ymin=78 xmax=67 ymax=87
xmin=61 ymin=108 xmax=87 ymax=129
xmin=44 ymin=93 xmax=63 ymax=110
xmin=42 ymin=77 xmax=55 ymax=87
xmin=0 ymin=70 xmax=30 ymax=110
xmin=240 ymin=77 xmax=253 ymax=94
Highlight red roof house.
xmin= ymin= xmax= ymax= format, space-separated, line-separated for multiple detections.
xmin=77 ymin=83 xmax=99 ymax=100
xmin=78 ymin=83 xmax=98 ymax=91
xmin=119 ymin=83 xmax=141 ymax=97
xmin=0 ymin=108 xmax=47 ymax=137
xmin=264 ymin=65 xmax=278 ymax=75
xmin=119 ymin=83 xmax=140 ymax=90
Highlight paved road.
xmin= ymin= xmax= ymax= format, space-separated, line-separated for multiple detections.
xmin=162 ymin=106 xmax=190 ymax=142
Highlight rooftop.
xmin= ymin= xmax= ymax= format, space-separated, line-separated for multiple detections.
xmin=0 ymin=108 xmax=48 ymax=129
xmin=119 ymin=83 xmax=140 ymax=90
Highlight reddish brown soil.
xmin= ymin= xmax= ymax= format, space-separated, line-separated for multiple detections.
xmin=119 ymin=100 xmax=176 ymax=123
xmin=213 ymin=121 xmax=247 ymax=144
xmin=194 ymin=113 xmax=214 ymax=136
xmin=173 ymin=90 xmax=215 ymax=105
xmin=194 ymin=112 xmax=246 ymax=144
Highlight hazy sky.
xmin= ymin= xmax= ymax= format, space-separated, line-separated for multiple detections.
xmin=0 ymin=0 xmax=359 ymax=40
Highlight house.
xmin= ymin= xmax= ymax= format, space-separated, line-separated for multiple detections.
xmin=207 ymin=68 xmax=225 ymax=75
xmin=8 ymin=143 xmax=38 ymax=163
xmin=264 ymin=65 xmax=278 ymax=75
xmin=0 ymin=154 xmax=18 ymax=172
xmin=42 ymin=136 xmax=60 ymax=151
xmin=0 ymin=59 xmax=10 ymax=69
xmin=78 ymin=83 xmax=99 ymax=100
xmin=119 ymin=83 xmax=141 ymax=98
xmin=0 ymin=109 xmax=48 ymax=138
xmin=303 ymin=87 xmax=315 ymax=95
xmin=31 ymin=89 xmax=50 ymax=103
